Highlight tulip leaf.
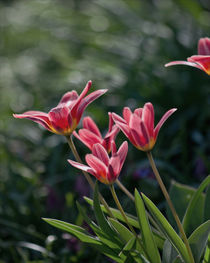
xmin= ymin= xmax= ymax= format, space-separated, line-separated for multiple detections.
xmin=141 ymin=193 xmax=191 ymax=263
xmin=162 ymin=240 xmax=178 ymax=263
xmin=42 ymin=218 xmax=100 ymax=245
xmin=166 ymin=181 xmax=203 ymax=230
xmin=134 ymin=189 xmax=161 ymax=263
xmin=183 ymin=175 xmax=210 ymax=237
xmin=84 ymin=196 xmax=165 ymax=249
xmin=188 ymin=220 xmax=210 ymax=263
xmin=93 ymin=182 xmax=123 ymax=249
xmin=204 ymin=186 xmax=210 ymax=221
xmin=202 ymin=235 xmax=210 ymax=263
xmin=108 ymin=218 xmax=134 ymax=243
xmin=43 ymin=217 xmax=124 ymax=263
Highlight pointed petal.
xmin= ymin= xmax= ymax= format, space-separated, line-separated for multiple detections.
xmin=76 ymin=89 xmax=107 ymax=121
xmin=82 ymin=117 xmax=101 ymax=137
xmin=67 ymin=159 xmax=94 ymax=175
xmin=111 ymin=140 xmax=117 ymax=155
xmin=58 ymin=90 xmax=78 ymax=107
xmin=198 ymin=37 xmax=210 ymax=55
xmin=48 ymin=106 xmax=71 ymax=133
xmin=134 ymin=108 xmax=143 ymax=118
xmin=129 ymin=114 xmax=148 ymax=144
xmin=85 ymin=154 xmax=108 ymax=181
xmin=92 ymin=143 xmax=109 ymax=166
xmin=103 ymin=125 xmax=120 ymax=152
xmin=70 ymin=80 xmax=93 ymax=119
xmin=188 ymin=55 xmax=210 ymax=75
xmin=123 ymin=107 xmax=132 ymax=124
xmin=165 ymin=60 xmax=201 ymax=69
xmin=112 ymin=112 xmax=127 ymax=124
xmin=108 ymin=112 xmax=114 ymax=132
xmin=142 ymin=103 xmax=154 ymax=137
xmin=154 ymin=108 xmax=177 ymax=139
xmin=74 ymin=129 xmax=102 ymax=150
xmin=13 ymin=111 xmax=52 ymax=131
xmin=108 ymin=155 xmax=121 ymax=182
xmin=117 ymin=141 xmax=128 ymax=170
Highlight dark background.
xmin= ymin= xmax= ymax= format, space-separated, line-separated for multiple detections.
xmin=0 ymin=0 xmax=209 ymax=262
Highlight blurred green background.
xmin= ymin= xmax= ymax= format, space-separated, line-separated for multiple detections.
xmin=0 ymin=0 xmax=210 ymax=262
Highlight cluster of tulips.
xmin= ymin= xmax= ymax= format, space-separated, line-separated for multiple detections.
xmin=14 ymin=38 xmax=210 ymax=263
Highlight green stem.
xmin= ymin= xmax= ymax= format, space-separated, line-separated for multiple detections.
xmin=147 ymin=151 xmax=194 ymax=263
xmin=66 ymin=135 xmax=114 ymax=218
xmin=109 ymin=184 xmax=147 ymax=256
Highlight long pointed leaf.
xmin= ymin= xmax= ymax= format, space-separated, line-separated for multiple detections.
xmin=183 ymin=175 xmax=210 ymax=237
xmin=135 ymin=189 xmax=161 ymax=263
xmin=141 ymin=193 xmax=191 ymax=263
xmin=188 ymin=220 xmax=210 ymax=263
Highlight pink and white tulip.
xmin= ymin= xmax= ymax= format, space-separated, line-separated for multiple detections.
xmin=112 ymin=103 xmax=177 ymax=152
xmin=73 ymin=113 xmax=119 ymax=153
xmin=165 ymin=37 xmax=210 ymax=75
xmin=68 ymin=141 xmax=128 ymax=184
xmin=13 ymin=81 xmax=107 ymax=136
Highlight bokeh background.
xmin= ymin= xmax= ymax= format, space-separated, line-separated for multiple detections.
xmin=0 ymin=0 xmax=210 ymax=262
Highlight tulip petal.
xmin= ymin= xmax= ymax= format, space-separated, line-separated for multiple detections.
xmin=103 ymin=125 xmax=120 ymax=152
xmin=13 ymin=111 xmax=52 ymax=131
xmin=123 ymin=107 xmax=132 ymax=124
xmin=68 ymin=159 xmax=95 ymax=175
xmin=70 ymin=80 xmax=93 ymax=119
xmin=74 ymin=129 xmax=102 ymax=150
xmin=76 ymin=89 xmax=108 ymax=121
xmin=117 ymin=141 xmax=128 ymax=170
xmin=108 ymin=155 xmax=121 ymax=182
xmin=142 ymin=103 xmax=154 ymax=137
xmin=58 ymin=90 xmax=78 ymax=106
xmin=134 ymin=108 xmax=143 ymax=118
xmin=82 ymin=117 xmax=101 ymax=137
xmin=48 ymin=106 xmax=71 ymax=133
xmin=165 ymin=60 xmax=202 ymax=69
xmin=198 ymin=38 xmax=210 ymax=55
xmin=154 ymin=108 xmax=177 ymax=139
xmin=92 ymin=144 xmax=109 ymax=166
xmin=188 ymin=55 xmax=210 ymax=75
xmin=130 ymin=114 xmax=148 ymax=145
xmin=108 ymin=112 xmax=114 ymax=132
xmin=112 ymin=112 xmax=127 ymax=124
xmin=85 ymin=154 xmax=108 ymax=181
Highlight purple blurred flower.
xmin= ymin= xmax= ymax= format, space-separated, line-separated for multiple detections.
xmin=74 ymin=175 xmax=90 ymax=199
xmin=194 ymin=157 xmax=207 ymax=180
xmin=46 ymin=185 xmax=64 ymax=212
xmin=62 ymin=233 xmax=81 ymax=253
xmin=133 ymin=166 xmax=155 ymax=180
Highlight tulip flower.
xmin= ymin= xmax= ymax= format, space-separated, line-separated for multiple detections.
xmin=112 ymin=103 xmax=176 ymax=152
xmin=68 ymin=141 xmax=128 ymax=184
xmin=13 ymin=81 xmax=107 ymax=136
xmin=73 ymin=113 xmax=119 ymax=153
xmin=165 ymin=37 xmax=210 ymax=75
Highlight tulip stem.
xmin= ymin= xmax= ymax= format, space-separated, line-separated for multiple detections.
xmin=147 ymin=151 xmax=194 ymax=263
xmin=66 ymin=135 xmax=114 ymax=218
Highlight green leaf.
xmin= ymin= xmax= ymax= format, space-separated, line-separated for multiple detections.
xmin=162 ymin=240 xmax=178 ymax=263
xmin=202 ymin=235 xmax=210 ymax=263
xmin=204 ymin=186 xmax=210 ymax=221
xmin=77 ymin=201 xmax=122 ymax=251
xmin=84 ymin=196 xmax=165 ymax=249
xmin=167 ymin=181 xmax=204 ymax=230
xmin=141 ymin=193 xmax=191 ymax=263
xmin=183 ymin=175 xmax=210 ymax=237
xmin=43 ymin=218 xmax=100 ymax=245
xmin=108 ymin=218 xmax=134 ymax=243
xmin=188 ymin=220 xmax=210 ymax=263
xmin=134 ymin=189 xmax=161 ymax=263
xmin=93 ymin=182 xmax=123 ymax=250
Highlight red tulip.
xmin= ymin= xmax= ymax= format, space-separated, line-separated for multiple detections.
xmin=112 ymin=103 xmax=176 ymax=152
xmin=68 ymin=141 xmax=128 ymax=184
xmin=165 ymin=37 xmax=210 ymax=75
xmin=73 ymin=113 xmax=119 ymax=153
xmin=13 ymin=81 xmax=107 ymax=136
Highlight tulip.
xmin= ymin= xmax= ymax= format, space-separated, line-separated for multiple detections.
xmin=13 ymin=81 xmax=107 ymax=136
xmin=165 ymin=37 xmax=210 ymax=75
xmin=68 ymin=141 xmax=128 ymax=184
xmin=112 ymin=103 xmax=176 ymax=152
xmin=73 ymin=113 xmax=119 ymax=153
